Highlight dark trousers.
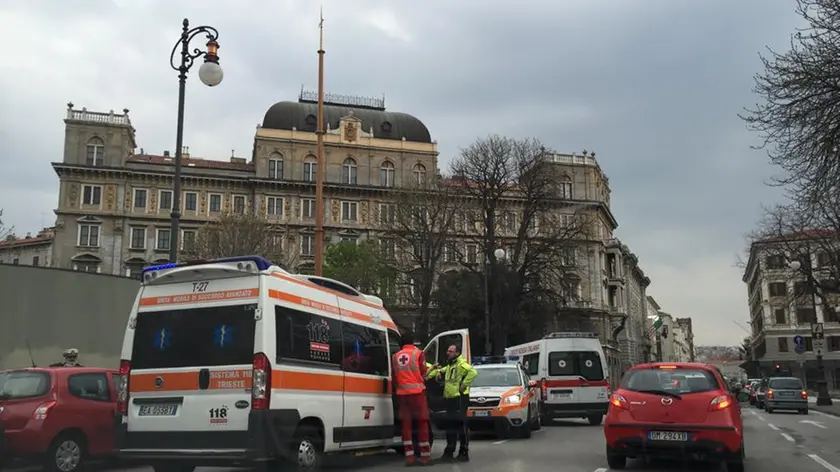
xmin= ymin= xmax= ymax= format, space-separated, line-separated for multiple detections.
xmin=444 ymin=394 xmax=469 ymax=454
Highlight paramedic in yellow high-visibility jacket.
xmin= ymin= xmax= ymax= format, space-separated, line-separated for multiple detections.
xmin=426 ymin=344 xmax=477 ymax=462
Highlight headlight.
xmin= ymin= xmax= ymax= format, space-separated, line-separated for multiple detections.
xmin=504 ymin=394 xmax=521 ymax=404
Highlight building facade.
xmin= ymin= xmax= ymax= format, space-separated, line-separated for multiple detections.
xmin=0 ymin=227 xmax=55 ymax=267
xmin=604 ymin=238 xmax=651 ymax=371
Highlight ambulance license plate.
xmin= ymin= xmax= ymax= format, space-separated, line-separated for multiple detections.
xmin=648 ymin=431 xmax=688 ymax=442
xmin=138 ymin=405 xmax=178 ymax=416
xmin=472 ymin=410 xmax=491 ymax=417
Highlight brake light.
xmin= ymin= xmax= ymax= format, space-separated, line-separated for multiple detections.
xmin=610 ymin=393 xmax=629 ymax=410
xmin=801 ymin=390 xmax=808 ymax=400
xmin=117 ymin=359 xmax=131 ymax=415
xmin=33 ymin=400 xmax=56 ymax=420
xmin=252 ymin=353 xmax=271 ymax=410
xmin=767 ymin=389 xmax=774 ymax=399
xmin=708 ymin=395 xmax=732 ymax=411
xmin=540 ymin=378 xmax=547 ymax=402
xmin=658 ymin=365 xmax=678 ymax=369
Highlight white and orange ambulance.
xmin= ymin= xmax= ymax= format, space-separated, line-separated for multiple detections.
xmin=504 ymin=332 xmax=610 ymax=426
xmin=115 ymin=256 xmax=469 ymax=472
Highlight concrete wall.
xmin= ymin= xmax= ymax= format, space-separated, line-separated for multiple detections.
xmin=0 ymin=265 xmax=139 ymax=370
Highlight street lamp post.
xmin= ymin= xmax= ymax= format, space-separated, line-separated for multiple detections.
xmin=789 ymin=257 xmax=834 ymax=406
xmin=167 ymin=18 xmax=224 ymax=262
xmin=484 ymin=247 xmax=507 ymax=355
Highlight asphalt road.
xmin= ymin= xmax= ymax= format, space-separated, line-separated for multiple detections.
xmin=11 ymin=405 xmax=840 ymax=471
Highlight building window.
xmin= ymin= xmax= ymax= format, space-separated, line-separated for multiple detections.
xmin=443 ymin=242 xmax=457 ymax=263
xmin=765 ymin=255 xmax=785 ymax=269
xmin=156 ymin=229 xmax=171 ymax=251
xmin=77 ymin=224 xmax=100 ymax=247
xmin=826 ymin=309 xmax=840 ymax=323
xmin=774 ymin=308 xmax=786 ymax=324
xmin=340 ymin=236 xmax=358 ymax=245
xmin=302 ymin=198 xmax=315 ymax=219
xmin=559 ymin=176 xmax=573 ymax=199
xmin=82 ymin=185 xmax=102 ymax=206
xmin=413 ymin=163 xmax=427 ymax=186
xmin=12 ymin=258 xmax=19 ymax=265
xmin=817 ymin=252 xmax=831 ymax=267
xmin=268 ymin=154 xmax=284 ymax=179
xmin=130 ymin=227 xmax=146 ymax=249
xmin=378 ymin=203 xmax=395 ymax=225
xmin=379 ymin=238 xmax=396 ymax=260
xmin=267 ymin=196 xmax=284 ymax=217
xmin=181 ymin=230 xmax=196 ymax=251
xmin=32 ymin=256 xmax=40 ymax=266
xmin=303 ymin=156 xmax=317 ymax=182
xmin=778 ymin=337 xmax=789 ymax=352
xmin=769 ymin=282 xmax=787 ymax=297
xmin=380 ymin=161 xmax=395 ymax=187
xmin=208 ymin=194 xmax=222 ymax=213
xmin=300 ymin=235 xmax=314 ymax=256
xmin=805 ymin=336 xmax=814 ymax=351
xmin=85 ymin=137 xmax=105 ymax=166
xmin=561 ymin=247 xmax=576 ymax=266
xmin=184 ymin=192 xmax=198 ymax=212
xmin=159 ymin=190 xmax=173 ymax=211
xmin=466 ymin=244 xmax=478 ymax=264
xmin=796 ymin=308 xmax=816 ymax=324
xmin=233 ymin=195 xmax=246 ymax=214
xmin=342 ymin=158 xmax=358 ymax=185
xmin=133 ymin=189 xmax=147 ymax=211
xmin=341 ymin=201 xmax=358 ymax=221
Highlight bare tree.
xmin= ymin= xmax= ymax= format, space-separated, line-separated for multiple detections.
xmin=739 ymin=0 xmax=840 ymax=202
xmin=184 ymin=212 xmax=299 ymax=269
xmin=449 ymin=135 xmax=593 ymax=353
xmin=0 ymin=209 xmax=14 ymax=241
xmin=378 ymin=178 xmax=462 ymax=340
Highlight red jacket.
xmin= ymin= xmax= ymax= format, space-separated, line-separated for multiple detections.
xmin=392 ymin=345 xmax=428 ymax=395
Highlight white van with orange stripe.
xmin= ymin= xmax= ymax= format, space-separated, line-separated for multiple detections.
xmin=504 ymin=332 xmax=610 ymax=426
xmin=115 ymin=256 xmax=469 ymax=472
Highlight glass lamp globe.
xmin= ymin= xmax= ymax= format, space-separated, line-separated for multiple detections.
xmin=788 ymin=260 xmax=802 ymax=270
xmin=198 ymin=61 xmax=224 ymax=87
xmin=494 ymin=248 xmax=506 ymax=260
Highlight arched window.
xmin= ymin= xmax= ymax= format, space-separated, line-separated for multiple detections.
xmin=86 ymin=137 xmax=105 ymax=166
xmin=380 ymin=161 xmax=395 ymax=187
xmin=413 ymin=163 xmax=427 ymax=186
xmin=303 ymin=155 xmax=317 ymax=182
xmin=342 ymin=157 xmax=358 ymax=185
xmin=268 ymin=152 xmax=284 ymax=179
xmin=559 ymin=175 xmax=573 ymax=199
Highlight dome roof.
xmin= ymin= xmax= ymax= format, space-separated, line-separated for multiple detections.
xmin=262 ymin=101 xmax=432 ymax=143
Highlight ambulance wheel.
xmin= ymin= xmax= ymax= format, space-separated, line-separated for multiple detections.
xmin=290 ymin=425 xmax=323 ymax=472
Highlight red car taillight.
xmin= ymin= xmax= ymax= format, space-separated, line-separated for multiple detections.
xmin=801 ymin=390 xmax=808 ymax=400
xmin=540 ymin=377 xmax=547 ymax=402
xmin=33 ymin=400 xmax=56 ymax=420
xmin=708 ymin=395 xmax=732 ymax=411
xmin=767 ymin=389 xmax=774 ymax=399
xmin=610 ymin=393 xmax=629 ymax=410
xmin=252 ymin=353 xmax=272 ymax=410
xmin=117 ymin=359 xmax=131 ymax=415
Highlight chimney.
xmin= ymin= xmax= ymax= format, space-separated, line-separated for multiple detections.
xmin=182 ymin=146 xmax=190 ymax=158
xmin=163 ymin=150 xmax=170 ymax=157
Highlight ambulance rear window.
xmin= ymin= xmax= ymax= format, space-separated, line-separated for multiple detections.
xmin=131 ymin=303 xmax=257 ymax=369
xmin=548 ymin=351 xmax=604 ymax=381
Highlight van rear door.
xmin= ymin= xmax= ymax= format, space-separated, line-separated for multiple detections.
xmin=126 ymin=277 xmax=259 ymax=438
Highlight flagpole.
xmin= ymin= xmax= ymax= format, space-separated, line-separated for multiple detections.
xmin=314 ymin=7 xmax=326 ymax=276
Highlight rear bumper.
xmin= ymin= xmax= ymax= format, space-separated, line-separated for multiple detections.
xmin=765 ymin=399 xmax=808 ymax=410
xmin=605 ymin=423 xmax=741 ymax=461
xmin=116 ymin=409 xmax=301 ymax=466
xmin=543 ymin=402 xmax=608 ymax=418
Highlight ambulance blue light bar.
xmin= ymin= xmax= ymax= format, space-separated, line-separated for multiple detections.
xmin=473 ymin=356 xmax=508 ymax=365
xmin=141 ymin=256 xmax=274 ymax=275
xmin=543 ymin=332 xmax=598 ymax=339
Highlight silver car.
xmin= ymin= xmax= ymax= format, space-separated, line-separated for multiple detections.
xmin=765 ymin=377 xmax=808 ymax=414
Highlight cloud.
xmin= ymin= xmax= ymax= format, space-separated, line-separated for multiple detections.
xmin=0 ymin=0 xmax=805 ymax=346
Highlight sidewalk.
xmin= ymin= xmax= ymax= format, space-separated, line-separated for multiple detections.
xmin=808 ymin=394 xmax=840 ymax=416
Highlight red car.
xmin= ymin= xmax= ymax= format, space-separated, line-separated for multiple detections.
xmin=604 ymin=363 xmax=745 ymax=471
xmin=0 ymin=367 xmax=119 ymax=472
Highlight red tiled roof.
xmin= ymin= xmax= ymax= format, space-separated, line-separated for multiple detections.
xmin=0 ymin=235 xmax=53 ymax=248
xmin=127 ymin=154 xmax=254 ymax=172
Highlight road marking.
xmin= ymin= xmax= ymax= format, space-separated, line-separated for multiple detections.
xmin=594 ymin=468 xmax=609 ymax=472
xmin=781 ymin=433 xmax=795 ymax=442
xmin=801 ymin=419 xmax=828 ymax=429
xmin=533 ymin=429 xmax=545 ymax=433
xmin=808 ymin=453 xmax=840 ymax=472
xmin=768 ymin=423 xmax=780 ymax=431
xmin=748 ymin=409 xmax=759 ymax=416
xmin=492 ymin=439 xmax=508 ymax=445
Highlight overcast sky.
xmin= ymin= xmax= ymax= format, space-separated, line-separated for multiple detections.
xmin=0 ymin=0 xmax=802 ymax=346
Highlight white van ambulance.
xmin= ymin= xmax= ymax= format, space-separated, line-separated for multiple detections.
xmin=114 ymin=256 xmax=469 ymax=472
xmin=504 ymin=332 xmax=609 ymax=426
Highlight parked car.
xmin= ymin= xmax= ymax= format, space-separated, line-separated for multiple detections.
xmin=0 ymin=367 xmax=119 ymax=472
xmin=764 ymin=377 xmax=808 ymax=414
xmin=604 ymin=362 xmax=746 ymax=471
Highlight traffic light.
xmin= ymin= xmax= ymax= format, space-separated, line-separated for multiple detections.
xmin=774 ymin=364 xmax=781 ymax=372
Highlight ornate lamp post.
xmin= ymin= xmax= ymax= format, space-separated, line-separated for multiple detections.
xmin=167 ymin=18 xmax=224 ymax=262
xmin=484 ymin=247 xmax=507 ymax=355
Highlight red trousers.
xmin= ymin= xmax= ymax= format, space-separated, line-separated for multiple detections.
xmin=397 ymin=393 xmax=430 ymax=463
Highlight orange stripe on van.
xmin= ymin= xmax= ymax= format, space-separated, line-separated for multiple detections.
xmin=129 ymin=370 xmax=388 ymax=395
xmin=268 ymin=289 xmax=398 ymax=330
xmin=139 ymin=288 xmax=259 ymax=307
xmin=271 ymin=370 xmax=390 ymax=395
xmin=129 ymin=369 xmax=254 ymax=392
xmin=270 ymin=273 xmax=385 ymax=310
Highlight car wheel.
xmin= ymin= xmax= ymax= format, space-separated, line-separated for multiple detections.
xmin=290 ymin=425 xmax=324 ymax=472
xmin=530 ymin=405 xmax=542 ymax=431
xmin=44 ymin=433 xmax=87 ymax=472
xmin=766 ymin=407 xmax=773 ymax=414
xmin=587 ymin=414 xmax=603 ymax=426
xmin=606 ymin=451 xmax=627 ymax=469
xmin=801 ymin=408 xmax=809 ymax=415
xmin=725 ymin=442 xmax=745 ymax=472
xmin=152 ymin=463 xmax=195 ymax=472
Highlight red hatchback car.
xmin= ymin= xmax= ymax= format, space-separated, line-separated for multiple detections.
xmin=0 ymin=367 xmax=119 ymax=472
xmin=604 ymin=363 xmax=745 ymax=471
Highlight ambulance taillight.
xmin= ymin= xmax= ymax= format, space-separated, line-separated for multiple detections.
xmin=117 ymin=359 xmax=131 ymax=414
xmin=540 ymin=377 xmax=548 ymax=402
xmin=252 ymin=352 xmax=272 ymax=410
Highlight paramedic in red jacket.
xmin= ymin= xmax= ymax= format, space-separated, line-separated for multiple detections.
xmin=392 ymin=331 xmax=432 ymax=466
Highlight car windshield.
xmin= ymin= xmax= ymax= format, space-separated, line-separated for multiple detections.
xmin=768 ymin=378 xmax=803 ymax=390
xmin=621 ymin=368 xmax=720 ymax=394
xmin=0 ymin=371 xmax=50 ymax=399
xmin=471 ymin=368 xmax=521 ymax=387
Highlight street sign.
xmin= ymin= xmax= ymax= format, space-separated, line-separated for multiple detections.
xmin=813 ymin=338 xmax=826 ymax=356
xmin=812 ymin=322 xmax=825 ymax=340
xmin=794 ymin=344 xmax=805 ymax=355
xmin=794 ymin=335 xmax=805 ymax=347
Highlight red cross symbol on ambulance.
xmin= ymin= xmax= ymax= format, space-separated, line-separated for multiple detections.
xmin=398 ymin=353 xmax=410 ymax=366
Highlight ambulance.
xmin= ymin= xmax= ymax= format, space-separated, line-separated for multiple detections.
xmin=504 ymin=332 xmax=609 ymax=426
xmin=114 ymin=256 xmax=469 ymax=472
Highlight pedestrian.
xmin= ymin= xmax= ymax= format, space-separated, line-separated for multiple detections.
xmin=49 ymin=348 xmax=82 ymax=367
xmin=428 ymin=344 xmax=477 ymax=462
xmin=392 ymin=331 xmax=432 ymax=466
